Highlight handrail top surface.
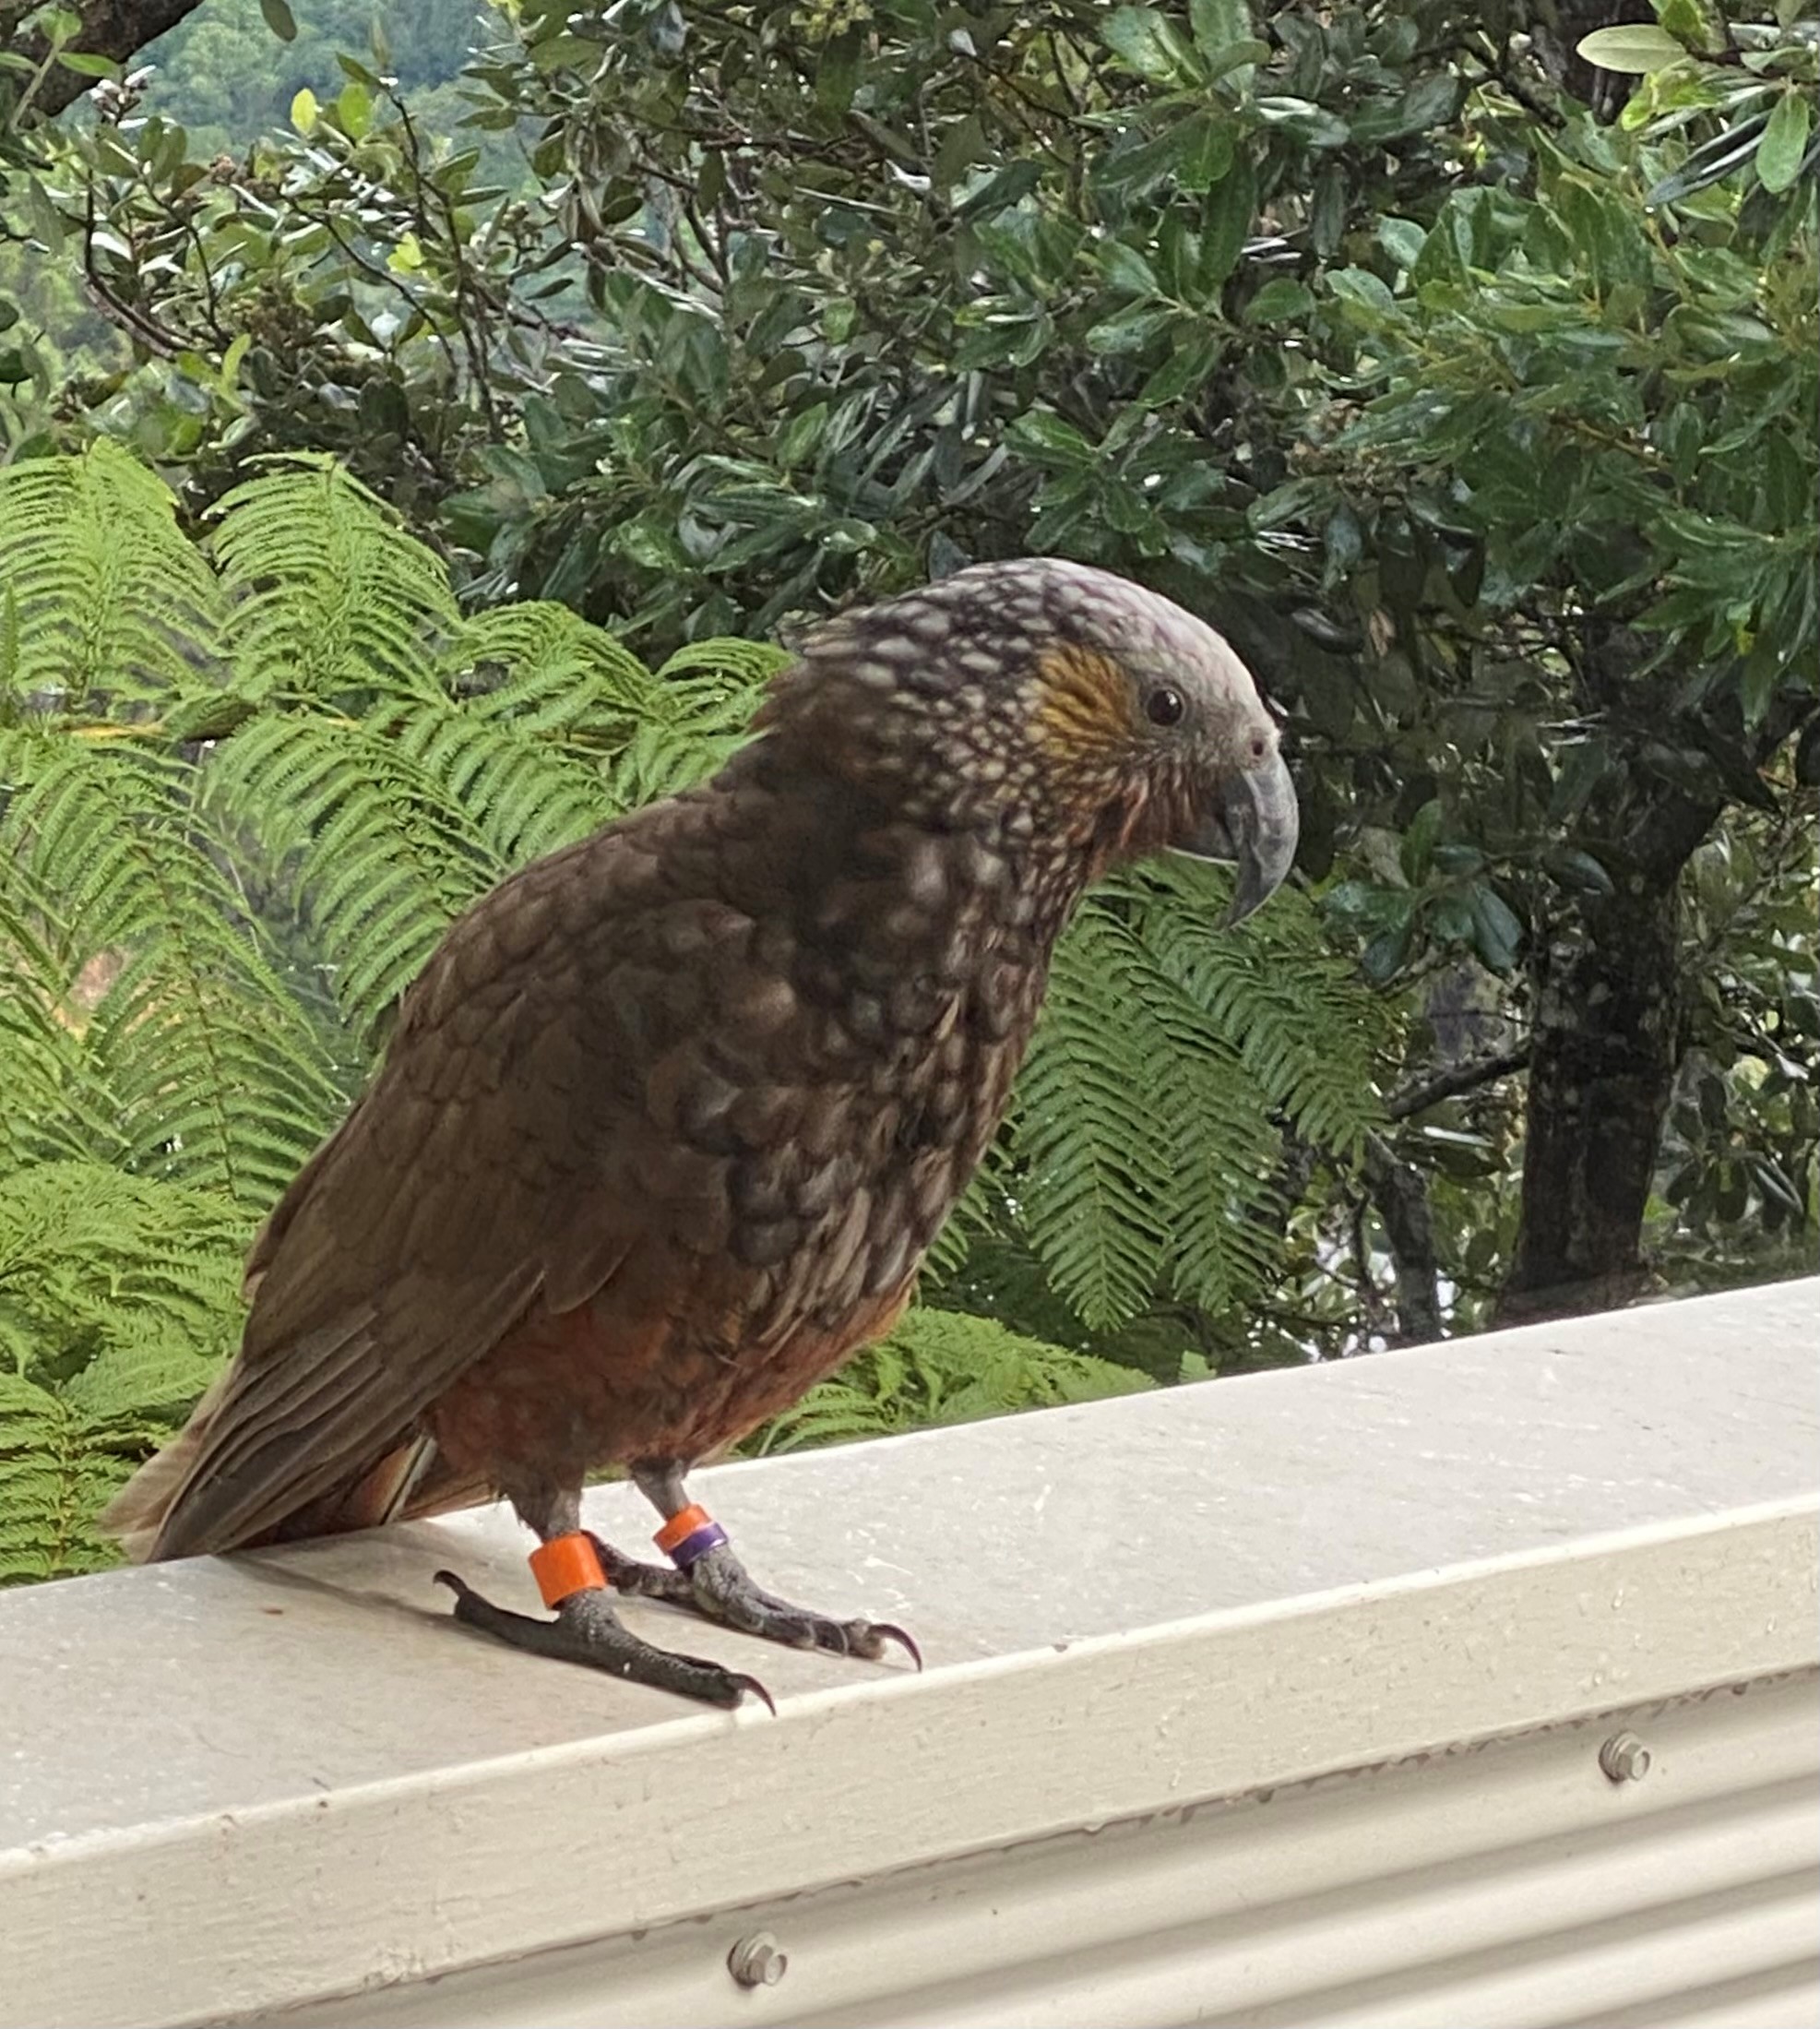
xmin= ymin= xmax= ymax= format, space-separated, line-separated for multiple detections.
xmin=2 ymin=1276 xmax=1814 ymax=1855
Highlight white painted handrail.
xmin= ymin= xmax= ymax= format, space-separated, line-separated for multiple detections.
xmin=2 ymin=1280 xmax=1815 ymax=2029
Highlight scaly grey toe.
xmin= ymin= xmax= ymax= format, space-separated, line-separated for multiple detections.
xmin=434 ymin=1569 xmax=773 ymax=1710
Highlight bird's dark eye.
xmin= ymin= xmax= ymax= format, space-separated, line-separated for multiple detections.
xmin=1146 ymin=686 xmax=1185 ymax=728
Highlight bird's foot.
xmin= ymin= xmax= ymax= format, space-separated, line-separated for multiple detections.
xmin=592 ymin=1534 xmax=921 ymax=1668
xmin=434 ymin=1568 xmax=774 ymax=1712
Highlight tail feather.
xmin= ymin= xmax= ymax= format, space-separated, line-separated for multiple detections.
xmin=103 ymin=1405 xmax=497 ymax=1562
xmin=246 ymin=1432 xmax=486 ymax=1544
xmin=101 ymin=1370 xmax=234 ymax=1562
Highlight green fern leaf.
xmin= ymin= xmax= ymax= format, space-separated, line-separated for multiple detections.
xmin=601 ymin=639 xmax=779 ymax=807
xmin=0 ymin=441 xmax=220 ymax=710
xmin=454 ymin=603 xmax=651 ymax=721
xmin=0 ymin=875 xmax=128 ymax=1171
xmin=207 ymin=710 xmax=504 ymax=1044
xmin=210 ymin=455 xmax=457 ymax=703
xmin=1016 ymin=905 xmax=1175 ymax=1330
xmin=1135 ymin=862 xmax=1386 ymax=1160
xmin=0 ymin=1163 xmax=245 ymax=1581
xmin=749 ymin=1307 xmax=1152 ymax=1455
xmin=651 ymin=638 xmax=791 ymax=686
xmin=1 ymin=742 xmax=345 ymax=1204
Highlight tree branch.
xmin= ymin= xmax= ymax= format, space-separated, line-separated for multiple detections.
xmin=1387 ymin=1043 xmax=1532 ymax=1121
xmin=9 ymin=0 xmax=208 ymax=120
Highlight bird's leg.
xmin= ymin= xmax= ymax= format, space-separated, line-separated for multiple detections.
xmin=433 ymin=1484 xmax=771 ymax=1710
xmin=589 ymin=1460 xmax=921 ymax=1667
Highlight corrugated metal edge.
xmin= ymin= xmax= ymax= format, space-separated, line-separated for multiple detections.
xmin=4 ymin=1496 xmax=1814 ymax=2026
xmin=253 ymin=1673 xmax=1820 ymax=2029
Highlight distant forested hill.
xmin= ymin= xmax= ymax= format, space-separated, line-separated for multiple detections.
xmin=137 ymin=0 xmax=484 ymax=152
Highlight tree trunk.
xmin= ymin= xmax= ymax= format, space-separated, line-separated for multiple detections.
xmin=1493 ymin=686 xmax=1753 ymax=1327
xmin=1497 ymin=876 xmax=1682 ymax=1323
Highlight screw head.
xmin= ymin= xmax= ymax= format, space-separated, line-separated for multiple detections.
xmin=1600 ymin=1730 xmax=1651 ymax=1783
xmin=728 ymin=1932 xmax=788 ymax=1988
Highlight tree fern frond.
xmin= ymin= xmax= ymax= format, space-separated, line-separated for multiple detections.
xmin=451 ymin=601 xmax=652 ymax=740
xmin=608 ymin=647 xmax=777 ymax=807
xmin=408 ymin=609 xmax=626 ymax=856
xmin=747 ymin=1307 xmax=1151 ymax=1455
xmin=1135 ymin=863 xmax=1386 ymax=1161
xmin=0 ymin=1162 xmax=244 ymax=1581
xmin=0 ymin=441 xmax=220 ymax=710
xmin=1017 ymin=905 xmax=1175 ymax=1330
xmin=651 ymin=638 xmax=791 ymax=686
xmin=0 ymin=874 xmax=128 ymax=1171
xmin=65 ymin=1322 xmax=228 ymax=1422
xmin=1158 ymin=1044 xmax=1287 ymax=1315
xmin=1107 ymin=907 xmax=1287 ymax=1315
xmin=210 ymin=456 xmax=458 ymax=704
xmin=1006 ymin=869 xmax=1381 ymax=1334
xmin=206 ymin=710 xmax=505 ymax=1042
xmin=1 ymin=1334 xmax=226 ymax=1583
xmin=3 ymin=741 xmax=344 ymax=1204
xmin=427 ymin=613 xmax=783 ymax=857
xmin=0 ymin=1379 xmax=124 ymax=1582
xmin=393 ymin=699 xmax=618 ymax=868
xmin=0 ymin=1164 xmax=245 ymax=1363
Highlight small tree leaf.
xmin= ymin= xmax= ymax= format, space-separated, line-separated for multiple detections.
xmin=1198 ymin=154 xmax=1256 ymax=291
xmin=1362 ymin=918 xmax=1413 ymax=984
xmin=1102 ymin=7 xmax=1199 ymax=85
xmin=1575 ymin=24 xmax=1688 ymax=72
xmin=1469 ymin=887 xmax=1524 ymax=973
xmin=1244 ymin=277 xmax=1314 ymax=324
xmin=1545 ymin=847 xmax=1616 ymax=898
xmin=1188 ymin=0 xmax=1252 ymax=59
xmin=1755 ymin=90 xmax=1812 ymax=195
xmin=260 ymin=0 xmax=298 ymax=42
xmin=1175 ymin=111 xmax=1235 ymax=195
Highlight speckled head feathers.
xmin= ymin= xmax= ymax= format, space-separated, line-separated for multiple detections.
xmin=755 ymin=559 xmax=1296 ymax=904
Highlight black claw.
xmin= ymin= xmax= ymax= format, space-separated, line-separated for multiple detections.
xmin=734 ymin=1674 xmax=779 ymax=1717
xmin=872 ymin=1622 xmax=923 ymax=1671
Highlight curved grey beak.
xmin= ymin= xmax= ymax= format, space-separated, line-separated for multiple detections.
xmin=1176 ymin=748 xmax=1300 ymax=926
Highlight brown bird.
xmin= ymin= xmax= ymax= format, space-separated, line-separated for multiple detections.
xmin=105 ymin=559 xmax=1297 ymax=1706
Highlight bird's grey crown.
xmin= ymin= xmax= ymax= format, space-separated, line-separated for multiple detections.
xmin=803 ymin=555 xmax=1247 ymax=706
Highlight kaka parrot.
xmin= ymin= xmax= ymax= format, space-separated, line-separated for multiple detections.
xmin=105 ymin=559 xmax=1298 ymax=1706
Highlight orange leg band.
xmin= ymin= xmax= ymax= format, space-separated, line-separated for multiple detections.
xmin=529 ymin=1531 xmax=608 ymax=1608
xmin=653 ymin=1503 xmax=714 ymax=1555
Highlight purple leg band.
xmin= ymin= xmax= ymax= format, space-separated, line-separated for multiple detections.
xmin=667 ymin=1521 xmax=730 ymax=1570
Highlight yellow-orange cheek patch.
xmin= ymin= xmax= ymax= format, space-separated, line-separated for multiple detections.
xmin=1034 ymin=646 xmax=1139 ymax=764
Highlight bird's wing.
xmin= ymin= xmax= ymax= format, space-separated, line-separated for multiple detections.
xmin=125 ymin=807 xmax=732 ymax=1558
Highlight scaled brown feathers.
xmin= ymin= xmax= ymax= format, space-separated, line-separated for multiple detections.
xmin=106 ymin=559 xmax=1295 ymax=1564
